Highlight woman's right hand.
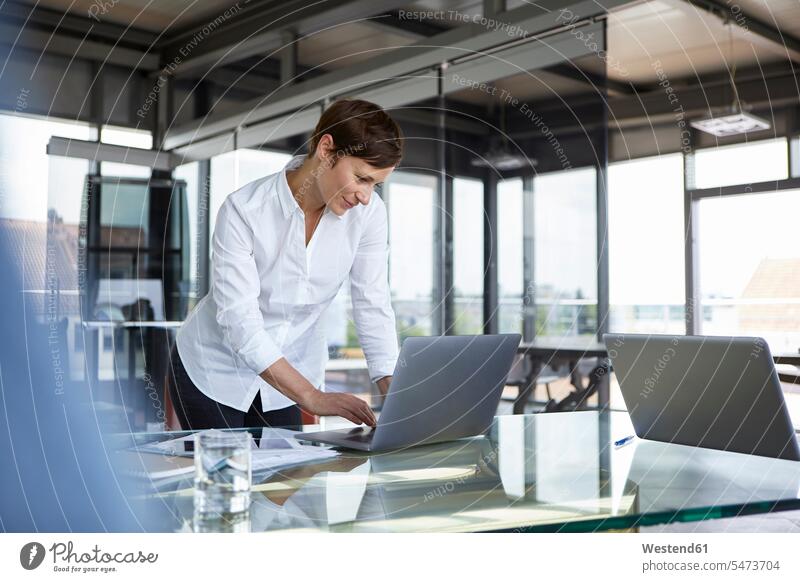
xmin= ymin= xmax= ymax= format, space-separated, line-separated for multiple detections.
xmin=260 ymin=358 xmax=376 ymax=426
xmin=302 ymin=390 xmax=377 ymax=427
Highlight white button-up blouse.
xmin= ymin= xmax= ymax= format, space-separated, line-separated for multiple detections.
xmin=176 ymin=155 xmax=399 ymax=412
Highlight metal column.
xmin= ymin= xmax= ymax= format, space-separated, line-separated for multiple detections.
xmin=433 ymin=65 xmax=454 ymax=335
xmin=683 ymin=128 xmax=700 ymax=335
xmin=483 ymin=171 xmax=499 ymax=335
xmin=522 ymin=175 xmax=535 ymax=341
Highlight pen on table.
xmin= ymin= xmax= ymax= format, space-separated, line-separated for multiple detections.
xmin=614 ymin=435 xmax=635 ymax=448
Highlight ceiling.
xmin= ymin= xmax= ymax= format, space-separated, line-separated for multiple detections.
xmin=734 ymin=0 xmax=800 ymax=38
xmin=606 ymin=0 xmax=799 ymax=84
xmin=23 ymin=0 xmax=242 ymax=33
xmin=11 ymin=0 xmax=800 ymax=111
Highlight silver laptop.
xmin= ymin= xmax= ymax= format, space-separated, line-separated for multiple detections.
xmin=295 ymin=334 xmax=521 ymax=452
xmin=603 ymin=333 xmax=800 ymax=461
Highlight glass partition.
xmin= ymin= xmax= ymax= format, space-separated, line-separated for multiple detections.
xmin=386 ymin=171 xmax=436 ymax=339
xmin=174 ymin=161 xmax=202 ymax=312
xmin=534 ymin=167 xmax=597 ymax=338
xmin=608 ymin=154 xmax=685 ymax=333
xmin=453 ymin=177 xmax=484 ymax=334
xmin=497 ymin=178 xmax=524 ymax=334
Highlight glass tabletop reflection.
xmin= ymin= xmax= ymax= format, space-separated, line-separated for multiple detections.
xmin=117 ymin=411 xmax=800 ymax=533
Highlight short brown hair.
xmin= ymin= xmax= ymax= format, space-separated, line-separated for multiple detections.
xmin=307 ymin=99 xmax=403 ymax=168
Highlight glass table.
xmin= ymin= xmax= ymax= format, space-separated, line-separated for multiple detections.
xmin=115 ymin=411 xmax=800 ymax=532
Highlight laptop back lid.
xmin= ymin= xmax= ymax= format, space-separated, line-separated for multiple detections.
xmin=372 ymin=334 xmax=521 ymax=451
xmin=604 ymin=333 xmax=800 ymax=461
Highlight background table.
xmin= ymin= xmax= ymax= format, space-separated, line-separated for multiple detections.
xmin=515 ymin=337 xmax=609 ymax=414
xmin=515 ymin=338 xmax=800 ymax=415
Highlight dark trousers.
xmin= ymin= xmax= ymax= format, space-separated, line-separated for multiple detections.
xmin=168 ymin=346 xmax=302 ymax=430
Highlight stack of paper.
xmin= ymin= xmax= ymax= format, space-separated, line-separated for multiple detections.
xmin=251 ymin=446 xmax=340 ymax=473
xmin=249 ymin=428 xmax=340 ymax=473
xmin=128 ymin=428 xmax=340 ymax=482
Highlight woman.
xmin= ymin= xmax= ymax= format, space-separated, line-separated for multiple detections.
xmin=170 ymin=99 xmax=402 ymax=430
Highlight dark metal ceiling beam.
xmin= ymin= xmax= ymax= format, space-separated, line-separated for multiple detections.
xmin=506 ymin=69 xmax=800 ymax=139
xmin=225 ymin=56 xmax=317 ymax=82
xmin=545 ymin=63 xmax=639 ymax=97
xmin=364 ymin=11 xmax=453 ymax=39
xmin=203 ymin=68 xmax=280 ymax=95
xmin=158 ymin=0 xmax=414 ymax=78
xmin=0 ymin=0 xmax=158 ymax=70
xmin=0 ymin=19 xmax=159 ymax=70
xmin=1 ymin=0 xmax=158 ymax=49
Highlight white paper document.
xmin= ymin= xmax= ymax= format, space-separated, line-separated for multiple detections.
xmin=132 ymin=428 xmax=340 ymax=479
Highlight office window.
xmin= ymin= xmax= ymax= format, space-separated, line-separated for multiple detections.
xmin=209 ymin=148 xmax=293 ymax=238
xmin=609 ymin=154 xmax=685 ymax=333
xmin=497 ymin=178 xmax=524 ymax=334
xmin=386 ymin=171 xmax=436 ymax=338
xmin=692 ymin=137 xmax=788 ymax=189
xmin=534 ymin=167 xmax=597 ymax=338
xmin=698 ymin=189 xmax=800 ymax=353
xmin=453 ymin=177 xmax=484 ymax=334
